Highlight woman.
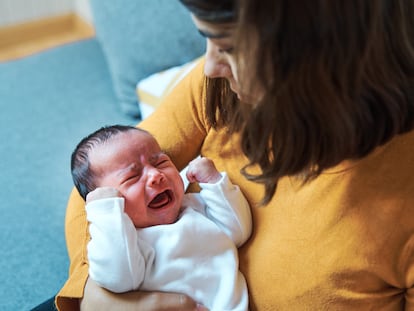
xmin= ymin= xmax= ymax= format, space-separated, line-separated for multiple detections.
xmin=56 ymin=0 xmax=414 ymax=310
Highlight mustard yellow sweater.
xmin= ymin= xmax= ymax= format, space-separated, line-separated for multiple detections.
xmin=57 ymin=58 xmax=414 ymax=310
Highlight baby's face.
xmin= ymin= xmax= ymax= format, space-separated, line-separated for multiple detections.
xmin=89 ymin=130 xmax=184 ymax=228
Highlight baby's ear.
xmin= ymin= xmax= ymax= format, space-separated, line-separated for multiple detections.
xmin=86 ymin=187 xmax=121 ymax=203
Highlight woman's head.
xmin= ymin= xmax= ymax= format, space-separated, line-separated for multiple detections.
xmin=181 ymin=0 xmax=414 ymax=204
xmin=179 ymin=0 xmax=244 ymax=130
xmin=179 ymin=0 xmax=237 ymax=23
xmin=234 ymin=0 xmax=414 ymax=203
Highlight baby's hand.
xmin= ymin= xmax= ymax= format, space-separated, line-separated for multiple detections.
xmin=186 ymin=157 xmax=222 ymax=184
xmin=86 ymin=187 xmax=122 ymax=204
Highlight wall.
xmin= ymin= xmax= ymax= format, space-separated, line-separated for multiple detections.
xmin=0 ymin=0 xmax=92 ymax=27
xmin=75 ymin=0 xmax=93 ymax=24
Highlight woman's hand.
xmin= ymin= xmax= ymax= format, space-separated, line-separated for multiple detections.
xmin=80 ymin=277 xmax=208 ymax=311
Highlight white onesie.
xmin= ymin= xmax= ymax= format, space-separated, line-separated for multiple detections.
xmin=86 ymin=173 xmax=252 ymax=311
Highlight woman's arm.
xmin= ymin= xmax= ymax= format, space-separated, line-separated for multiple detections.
xmin=80 ymin=278 xmax=206 ymax=311
xmin=139 ymin=58 xmax=208 ymax=170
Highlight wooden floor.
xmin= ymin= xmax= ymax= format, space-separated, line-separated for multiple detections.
xmin=0 ymin=13 xmax=95 ymax=62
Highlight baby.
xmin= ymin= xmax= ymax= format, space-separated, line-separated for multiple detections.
xmin=71 ymin=125 xmax=252 ymax=311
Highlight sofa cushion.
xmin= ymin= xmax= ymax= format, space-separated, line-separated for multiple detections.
xmin=90 ymin=0 xmax=205 ymax=117
xmin=136 ymin=57 xmax=202 ymax=119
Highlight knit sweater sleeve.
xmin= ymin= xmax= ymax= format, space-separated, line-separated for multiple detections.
xmin=139 ymin=57 xmax=209 ymax=171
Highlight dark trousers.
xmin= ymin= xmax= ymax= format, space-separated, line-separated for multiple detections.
xmin=31 ymin=296 xmax=57 ymax=311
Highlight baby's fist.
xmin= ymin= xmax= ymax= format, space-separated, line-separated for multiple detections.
xmin=186 ymin=157 xmax=222 ymax=184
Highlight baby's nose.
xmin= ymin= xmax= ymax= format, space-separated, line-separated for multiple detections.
xmin=147 ymin=168 xmax=164 ymax=186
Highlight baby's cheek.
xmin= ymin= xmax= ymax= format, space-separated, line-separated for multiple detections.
xmin=124 ymin=204 xmax=142 ymax=227
xmin=123 ymin=201 xmax=133 ymax=218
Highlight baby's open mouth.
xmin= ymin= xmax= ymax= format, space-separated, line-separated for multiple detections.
xmin=148 ymin=190 xmax=172 ymax=209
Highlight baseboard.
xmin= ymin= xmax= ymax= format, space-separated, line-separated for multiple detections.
xmin=0 ymin=13 xmax=95 ymax=61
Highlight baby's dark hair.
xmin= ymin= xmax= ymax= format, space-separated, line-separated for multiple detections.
xmin=71 ymin=125 xmax=148 ymax=200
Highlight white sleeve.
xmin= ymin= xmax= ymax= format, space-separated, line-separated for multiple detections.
xmin=198 ymin=173 xmax=252 ymax=247
xmin=86 ymin=197 xmax=146 ymax=293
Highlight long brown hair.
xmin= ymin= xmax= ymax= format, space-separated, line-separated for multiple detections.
xmin=236 ymin=0 xmax=414 ymax=204
xmin=179 ymin=0 xmax=414 ymax=204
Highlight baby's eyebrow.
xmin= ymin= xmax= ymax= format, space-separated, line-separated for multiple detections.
xmin=116 ymin=163 xmax=139 ymax=177
xmin=149 ymin=152 xmax=166 ymax=164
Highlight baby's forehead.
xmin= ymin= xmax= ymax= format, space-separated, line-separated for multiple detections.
xmin=129 ymin=130 xmax=161 ymax=149
xmin=123 ymin=130 xmax=165 ymax=158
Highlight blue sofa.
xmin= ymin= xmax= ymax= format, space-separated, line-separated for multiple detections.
xmin=0 ymin=1 xmax=204 ymax=309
